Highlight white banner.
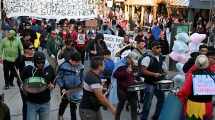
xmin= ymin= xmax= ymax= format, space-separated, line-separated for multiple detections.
xmin=103 ymin=34 xmax=123 ymax=58
xmin=3 ymin=0 xmax=98 ymax=19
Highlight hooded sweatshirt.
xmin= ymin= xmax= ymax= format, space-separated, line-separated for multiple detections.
xmin=20 ymin=61 xmax=55 ymax=103
xmin=0 ymin=30 xmax=24 ymax=62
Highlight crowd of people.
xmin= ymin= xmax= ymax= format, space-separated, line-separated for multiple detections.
xmin=0 ymin=13 xmax=214 ymax=120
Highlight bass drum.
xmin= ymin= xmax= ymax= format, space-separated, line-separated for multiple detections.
xmin=57 ymin=49 xmax=65 ymax=66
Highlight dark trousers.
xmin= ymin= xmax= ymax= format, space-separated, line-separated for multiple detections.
xmin=17 ymin=80 xmax=27 ymax=120
xmin=77 ymin=48 xmax=85 ymax=65
xmin=58 ymin=90 xmax=77 ymax=120
xmin=3 ymin=60 xmax=15 ymax=85
xmin=115 ymin=89 xmax=137 ymax=120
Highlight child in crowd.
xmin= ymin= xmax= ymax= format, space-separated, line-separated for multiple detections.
xmin=100 ymin=49 xmax=115 ymax=110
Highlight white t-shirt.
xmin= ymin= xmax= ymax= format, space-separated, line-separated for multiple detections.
xmin=141 ymin=56 xmax=159 ymax=67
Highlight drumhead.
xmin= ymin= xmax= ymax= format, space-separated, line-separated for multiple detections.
xmin=23 ymin=77 xmax=47 ymax=93
xmin=67 ymin=87 xmax=83 ymax=103
xmin=157 ymin=80 xmax=173 ymax=84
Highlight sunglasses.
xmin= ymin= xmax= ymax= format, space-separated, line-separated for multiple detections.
xmin=26 ymin=25 xmax=30 ymax=26
xmin=28 ymin=47 xmax=35 ymax=50
xmin=155 ymin=46 xmax=162 ymax=49
xmin=63 ymin=26 xmax=67 ymax=27
xmin=78 ymin=29 xmax=82 ymax=30
xmin=52 ymin=33 xmax=57 ymax=35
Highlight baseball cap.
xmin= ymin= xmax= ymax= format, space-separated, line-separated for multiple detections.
xmin=151 ymin=41 xmax=162 ymax=47
xmin=31 ymin=19 xmax=36 ymax=23
xmin=127 ymin=52 xmax=138 ymax=64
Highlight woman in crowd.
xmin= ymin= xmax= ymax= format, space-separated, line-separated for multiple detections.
xmin=177 ymin=55 xmax=214 ymax=120
xmin=58 ymin=23 xmax=71 ymax=41
xmin=72 ymin=26 xmax=88 ymax=64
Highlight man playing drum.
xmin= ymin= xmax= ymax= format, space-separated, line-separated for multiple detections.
xmin=112 ymin=52 xmax=139 ymax=120
xmin=57 ymin=52 xmax=84 ymax=120
xmin=20 ymin=51 xmax=55 ymax=120
xmin=79 ymin=56 xmax=116 ymax=120
xmin=140 ymin=41 xmax=166 ymax=120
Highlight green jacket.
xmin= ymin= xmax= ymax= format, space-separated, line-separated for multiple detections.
xmin=0 ymin=36 xmax=24 ymax=62
xmin=46 ymin=36 xmax=64 ymax=57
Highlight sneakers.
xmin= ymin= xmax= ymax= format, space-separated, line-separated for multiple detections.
xmin=58 ymin=114 xmax=63 ymax=120
xmin=4 ymin=84 xmax=9 ymax=90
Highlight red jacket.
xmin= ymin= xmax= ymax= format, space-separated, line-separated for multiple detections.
xmin=72 ymin=31 xmax=88 ymax=50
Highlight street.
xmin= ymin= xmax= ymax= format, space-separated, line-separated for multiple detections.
xmin=0 ymin=58 xmax=169 ymax=120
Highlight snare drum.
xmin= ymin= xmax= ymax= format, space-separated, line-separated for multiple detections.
xmin=67 ymin=87 xmax=83 ymax=103
xmin=127 ymin=83 xmax=146 ymax=92
xmin=23 ymin=77 xmax=47 ymax=93
xmin=156 ymin=80 xmax=174 ymax=91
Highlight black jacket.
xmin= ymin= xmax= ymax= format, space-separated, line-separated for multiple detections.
xmin=118 ymin=28 xmax=126 ymax=37
xmin=21 ymin=29 xmax=37 ymax=44
xmin=183 ymin=52 xmax=199 ymax=73
xmin=20 ymin=62 xmax=55 ymax=104
xmin=87 ymin=39 xmax=108 ymax=59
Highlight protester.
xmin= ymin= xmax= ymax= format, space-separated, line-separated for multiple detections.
xmin=183 ymin=45 xmax=208 ymax=73
xmin=58 ymin=23 xmax=71 ymax=41
xmin=20 ymin=32 xmax=31 ymax=47
xmin=40 ymin=25 xmax=51 ymax=57
xmin=99 ymin=50 xmax=115 ymax=110
xmin=72 ymin=26 xmax=88 ymax=64
xmin=46 ymin=30 xmax=64 ymax=73
xmin=116 ymin=25 xmax=126 ymax=37
xmin=113 ymin=52 xmax=138 ymax=120
xmin=15 ymin=42 xmax=34 ymax=120
xmin=140 ymin=41 xmax=166 ymax=120
xmin=177 ymin=55 xmax=213 ymax=120
xmin=87 ymin=33 xmax=108 ymax=60
xmin=21 ymin=22 xmax=37 ymax=44
xmin=58 ymin=39 xmax=77 ymax=62
xmin=0 ymin=30 xmax=24 ymax=89
xmin=57 ymin=52 xmax=84 ymax=120
xmin=20 ymin=51 xmax=55 ymax=120
xmin=69 ymin=24 xmax=77 ymax=43
xmin=55 ymin=24 xmax=62 ymax=34
xmin=135 ymin=29 xmax=147 ymax=42
xmin=31 ymin=19 xmax=42 ymax=33
xmin=0 ymin=93 xmax=10 ymax=120
xmin=79 ymin=56 xmax=116 ymax=120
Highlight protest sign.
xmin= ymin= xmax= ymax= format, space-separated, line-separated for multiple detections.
xmin=103 ymin=34 xmax=123 ymax=58
xmin=85 ymin=19 xmax=98 ymax=28
xmin=193 ymin=75 xmax=215 ymax=95
xmin=3 ymin=0 xmax=98 ymax=19
xmin=77 ymin=34 xmax=85 ymax=44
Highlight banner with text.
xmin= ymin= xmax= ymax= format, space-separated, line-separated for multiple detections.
xmin=3 ymin=0 xmax=98 ymax=19
xmin=103 ymin=34 xmax=123 ymax=59
xmin=193 ymin=75 xmax=215 ymax=95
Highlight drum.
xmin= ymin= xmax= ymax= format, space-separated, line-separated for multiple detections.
xmin=67 ymin=87 xmax=83 ymax=104
xmin=127 ymin=83 xmax=146 ymax=92
xmin=23 ymin=77 xmax=47 ymax=93
xmin=156 ymin=80 xmax=174 ymax=91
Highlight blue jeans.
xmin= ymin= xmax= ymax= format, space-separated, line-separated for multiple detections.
xmin=27 ymin=101 xmax=50 ymax=120
xmin=140 ymin=85 xmax=165 ymax=120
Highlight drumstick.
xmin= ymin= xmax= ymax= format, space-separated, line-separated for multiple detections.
xmin=52 ymin=75 xmax=58 ymax=85
xmin=61 ymin=92 xmax=65 ymax=99
xmin=14 ymin=66 xmax=23 ymax=84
